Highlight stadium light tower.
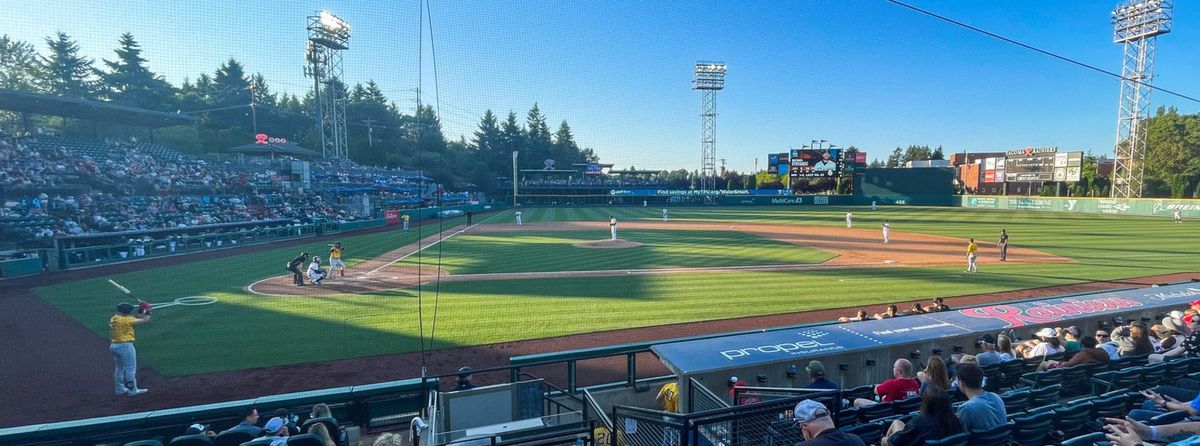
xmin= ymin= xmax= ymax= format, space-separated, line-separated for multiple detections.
xmin=693 ymin=61 xmax=726 ymax=191
xmin=1110 ymin=0 xmax=1171 ymax=198
xmin=305 ymin=11 xmax=351 ymax=159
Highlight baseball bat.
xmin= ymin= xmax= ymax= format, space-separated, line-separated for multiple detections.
xmin=108 ymin=278 xmax=134 ymax=297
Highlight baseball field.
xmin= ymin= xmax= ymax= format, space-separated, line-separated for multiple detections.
xmin=29 ymin=205 xmax=1200 ymax=380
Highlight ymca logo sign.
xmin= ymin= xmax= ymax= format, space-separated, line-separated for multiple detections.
xmin=1065 ymin=200 xmax=1077 ymax=211
xmin=719 ymin=329 xmax=842 ymax=360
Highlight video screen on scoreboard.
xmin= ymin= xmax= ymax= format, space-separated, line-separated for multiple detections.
xmin=787 ymin=149 xmax=842 ymax=178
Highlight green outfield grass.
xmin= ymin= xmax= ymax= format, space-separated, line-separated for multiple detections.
xmin=396 ymin=229 xmax=834 ymax=274
xmin=32 ymin=206 xmax=1200 ymax=376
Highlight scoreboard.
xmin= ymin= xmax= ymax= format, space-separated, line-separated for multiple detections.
xmin=1004 ymin=147 xmax=1083 ymax=182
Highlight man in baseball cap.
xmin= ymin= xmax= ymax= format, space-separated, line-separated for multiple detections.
xmin=804 ymin=361 xmax=838 ymax=390
xmin=261 ymin=417 xmax=290 ymax=445
xmin=791 ymin=400 xmax=864 ymax=445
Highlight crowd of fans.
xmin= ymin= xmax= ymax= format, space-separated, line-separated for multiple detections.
xmin=150 ymin=402 xmax=413 ymax=446
xmin=838 ymin=298 xmax=952 ymax=322
xmin=0 ymin=133 xmax=462 ymax=247
xmin=510 ymin=176 xmax=667 ymax=188
xmin=769 ymin=299 xmax=1200 ymax=445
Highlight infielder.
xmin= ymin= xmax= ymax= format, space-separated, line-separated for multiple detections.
xmin=328 ymin=242 xmax=346 ymax=278
xmin=110 ymin=302 xmax=150 ymax=396
xmin=966 ymin=238 xmax=979 ymax=273
xmin=402 ymin=214 xmax=410 ymax=231
xmin=610 ymin=216 xmax=618 ymax=240
xmin=998 ymin=229 xmax=1009 ymax=261
xmin=515 ymin=210 xmax=523 ymax=226
xmin=1176 ymin=209 xmax=1183 ymax=223
xmin=308 ymin=256 xmax=327 ymax=285
xmin=881 ymin=219 xmax=890 ymax=244
xmin=845 ymin=211 xmax=853 ymax=229
xmin=871 ymin=200 xmax=877 ymax=211
xmin=662 ymin=208 xmax=669 ymax=222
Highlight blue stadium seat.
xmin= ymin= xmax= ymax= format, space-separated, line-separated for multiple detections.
xmin=999 ymin=389 xmax=1030 ymax=414
xmin=998 ymin=359 xmax=1026 ymax=390
xmin=287 ymin=434 xmax=324 ymax=446
xmin=1026 ymin=384 xmax=1062 ymax=408
xmin=1061 ymin=365 xmax=1093 ymax=396
xmin=300 ymin=417 xmax=340 ymax=443
xmin=858 ymin=402 xmax=895 ymax=423
xmin=1092 ymin=369 xmax=1139 ymax=395
xmin=840 ymin=421 xmax=883 ymax=446
xmin=1053 ymin=400 xmax=1095 ymax=440
xmin=1009 ymin=412 xmax=1054 ymax=446
xmin=213 ymin=428 xmax=258 ymax=446
xmin=835 ymin=407 xmax=861 ymax=428
xmin=1060 ymin=432 xmax=1110 ymax=446
xmin=1138 ymin=364 xmax=1168 ymax=390
xmin=124 ymin=441 xmax=164 ymax=446
xmin=1148 ymin=410 xmax=1189 ymax=426
xmin=167 ymin=434 xmax=212 ymax=446
xmin=1090 ymin=394 xmax=1129 ymax=419
xmin=240 ymin=438 xmax=276 ymax=446
xmin=844 ymin=384 xmax=876 ymax=401
xmin=1020 ymin=368 xmax=1066 ymax=388
xmin=967 ymin=421 xmax=1013 ymax=446
xmin=925 ymin=432 xmax=968 ymax=446
xmin=1164 ymin=359 xmax=1192 ymax=384
xmin=891 ymin=396 xmax=922 ymax=415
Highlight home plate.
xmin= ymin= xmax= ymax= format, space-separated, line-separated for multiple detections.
xmin=883 ymin=260 xmax=897 ymax=264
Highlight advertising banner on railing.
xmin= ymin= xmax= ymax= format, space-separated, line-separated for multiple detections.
xmin=959 ymin=196 xmax=1200 ymax=219
xmin=652 ymin=282 xmax=1200 ymax=374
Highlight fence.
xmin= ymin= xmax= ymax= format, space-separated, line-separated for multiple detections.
xmin=957 ymin=194 xmax=1200 ymax=218
xmin=687 ymin=378 xmax=729 ymax=413
xmin=612 ymin=393 xmax=826 ymax=446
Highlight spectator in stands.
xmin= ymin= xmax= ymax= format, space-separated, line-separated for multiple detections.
xmin=1060 ymin=326 xmax=1083 ymax=352
xmin=1039 ymin=336 xmax=1108 ymax=371
xmin=451 ymin=366 xmax=477 ymax=391
xmin=374 ymin=432 xmax=404 ymax=446
xmin=918 ymin=357 xmax=951 ymax=393
xmin=1104 ymin=417 xmax=1200 ymax=445
xmin=271 ymin=408 xmax=300 ymax=434
xmin=310 ymin=403 xmax=333 ymax=420
xmin=656 ymin=381 xmax=679 ymax=412
xmin=259 ymin=417 xmax=290 ymax=445
xmin=881 ymin=387 xmax=964 ymax=446
xmin=1024 ymin=328 xmax=1064 ymax=358
xmin=308 ymin=423 xmax=336 ymax=446
xmin=954 ymin=363 xmax=1006 ymax=432
xmin=854 ymin=359 xmax=920 ymax=406
xmin=790 ymin=400 xmax=865 ymax=446
xmin=804 ymin=361 xmax=839 ymax=390
xmin=930 ymin=297 xmax=950 ymax=312
xmin=1182 ymin=314 xmax=1200 ymax=357
xmin=229 ymin=406 xmax=262 ymax=434
xmin=908 ymin=303 xmax=927 ymax=315
xmin=974 ymin=335 xmax=1002 ymax=367
xmin=727 ymin=376 xmax=747 ymax=397
xmin=995 ymin=333 xmax=1016 ymax=361
xmin=1113 ymin=322 xmax=1154 ymax=357
xmin=839 ymin=309 xmax=869 ymax=323
xmin=874 ymin=304 xmax=900 ymax=320
xmin=1095 ymin=329 xmax=1121 ymax=359
xmin=1152 ymin=316 xmax=1189 ymax=363
xmin=950 ymin=356 xmax=985 ymax=393
xmin=1131 ymin=379 xmax=1200 ymax=421
xmin=184 ymin=422 xmax=217 ymax=438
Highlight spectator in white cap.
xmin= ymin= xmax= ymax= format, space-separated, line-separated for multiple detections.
xmin=791 ymin=399 xmax=864 ymax=445
xmin=260 ymin=417 xmax=290 ymax=445
xmin=1025 ymin=327 xmax=1064 ymax=358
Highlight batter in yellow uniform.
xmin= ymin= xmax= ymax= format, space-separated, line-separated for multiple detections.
xmin=329 ymin=242 xmax=345 ymax=278
xmin=966 ymin=238 xmax=978 ymax=273
xmin=110 ymin=302 xmax=150 ymax=396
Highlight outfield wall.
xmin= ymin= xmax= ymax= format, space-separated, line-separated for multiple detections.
xmin=957 ymin=195 xmax=1200 ymax=218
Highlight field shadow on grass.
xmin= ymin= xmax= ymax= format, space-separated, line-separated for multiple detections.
xmin=437 ymin=274 xmax=657 ymax=300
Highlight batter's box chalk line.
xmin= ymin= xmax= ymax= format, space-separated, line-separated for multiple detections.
xmin=150 ymin=296 xmax=218 ymax=309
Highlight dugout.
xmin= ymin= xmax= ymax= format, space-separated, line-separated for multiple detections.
xmin=854 ymin=167 xmax=955 ymax=205
xmin=648 ymin=281 xmax=1200 ymax=413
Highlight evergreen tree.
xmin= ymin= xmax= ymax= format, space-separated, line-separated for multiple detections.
xmin=0 ymin=35 xmax=43 ymax=92
xmin=101 ymin=33 xmax=174 ymax=109
xmin=499 ymin=111 xmax=526 ymax=166
xmin=40 ymin=32 xmax=100 ymax=99
xmin=525 ymin=103 xmax=553 ymax=167
xmin=248 ymin=73 xmax=276 ymax=107
xmin=551 ymin=120 xmax=580 ymax=163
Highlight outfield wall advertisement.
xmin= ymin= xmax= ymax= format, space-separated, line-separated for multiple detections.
xmin=959 ymin=195 xmax=1200 ymax=218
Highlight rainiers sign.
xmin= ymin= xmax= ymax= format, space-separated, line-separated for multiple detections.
xmin=651 ymin=282 xmax=1200 ymax=374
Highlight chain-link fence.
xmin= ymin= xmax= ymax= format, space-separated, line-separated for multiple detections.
xmin=611 ymin=406 xmax=685 ymax=446
xmin=614 ymin=390 xmax=840 ymax=446
xmin=687 ymin=378 xmax=729 ymax=413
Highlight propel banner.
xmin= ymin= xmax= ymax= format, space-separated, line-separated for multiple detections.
xmin=652 ymin=282 xmax=1200 ymax=374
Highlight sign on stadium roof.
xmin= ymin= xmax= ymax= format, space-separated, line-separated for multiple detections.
xmin=609 ymin=189 xmax=793 ymax=196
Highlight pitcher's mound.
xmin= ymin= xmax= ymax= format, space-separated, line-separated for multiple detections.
xmin=574 ymin=239 xmax=643 ymax=249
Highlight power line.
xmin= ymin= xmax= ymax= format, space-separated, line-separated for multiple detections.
xmin=883 ymin=0 xmax=1200 ymax=104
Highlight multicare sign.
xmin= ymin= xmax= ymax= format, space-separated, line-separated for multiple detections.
xmin=652 ymin=282 xmax=1199 ymax=373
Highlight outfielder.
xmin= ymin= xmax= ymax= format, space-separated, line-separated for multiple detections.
xmin=515 ymin=210 xmax=523 ymax=226
xmin=662 ymin=208 xmax=669 ymax=222
xmin=1176 ymin=209 xmax=1183 ymax=223
xmin=402 ymin=214 xmax=411 ymax=231
xmin=610 ymin=216 xmax=618 ymax=240
xmin=845 ymin=211 xmax=853 ymax=228
xmin=308 ymin=256 xmax=327 ymax=285
xmin=871 ymin=200 xmax=877 ymax=211
xmin=328 ymin=242 xmax=346 ymax=278
xmin=110 ymin=302 xmax=151 ymax=396
xmin=881 ymin=219 xmax=891 ymax=244
xmin=966 ymin=238 xmax=979 ymax=273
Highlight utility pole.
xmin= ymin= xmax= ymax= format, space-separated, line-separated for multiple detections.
xmin=512 ymin=151 xmax=519 ymax=205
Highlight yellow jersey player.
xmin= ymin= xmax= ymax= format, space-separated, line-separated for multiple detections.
xmin=110 ymin=302 xmax=150 ymax=396
xmin=329 ymin=242 xmax=345 ymax=278
xmin=967 ymin=238 xmax=978 ymax=273
xmin=656 ymin=381 xmax=679 ymax=413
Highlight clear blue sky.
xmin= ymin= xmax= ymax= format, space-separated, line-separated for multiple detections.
xmin=2 ymin=0 xmax=1198 ymax=172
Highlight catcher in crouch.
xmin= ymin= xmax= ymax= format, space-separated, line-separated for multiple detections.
xmin=307 ymin=256 xmax=328 ymax=285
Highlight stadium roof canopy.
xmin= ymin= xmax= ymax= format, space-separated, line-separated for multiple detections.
xmin=227 ymin=141 xmax=320 ymax=158
xmin=0 ymin=89 xmax=197 ymax=128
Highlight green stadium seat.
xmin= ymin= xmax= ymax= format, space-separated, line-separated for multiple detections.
xmin=1138 ymin=364 xmax=1168 ymax=389
xmin=1000 ymin=390 xmax=1030 ymax=414
xmin=213 ymin=428 xmax=257 ymax=446
xmin=1053 ymin=400 xmax=1095 ymax=440
xmin=891 ymin=396 xmax=922 ymax=415
xmin=167 ymin=434 xmax=212 ymax=446
xmin=835 ymin=407 xmax=860 ymax=428
xmin=1090 ymin=394 xmax=1129 ymax=419
xmin=124 ymin=441 xmax=164 ymax=446
xmin=840 ymin=421 xmax=883 ymax=446
xmin=286 ymin=434 xmax=324 ymax=446
xmin=1010 ymin=412 xmax=1054 ymax=446
xmin=1026 ymin=384 xmax=1062 ymax=408
xmin=1148 ymin=410 xmax=1189 ymax=426
xmin=858 ymin=401 xmax=895 ymax=423
xmin=1164 ymin=359 xmax=1192 ymax=384
xmin=1061 ymin=365 xmax=1093 ymax=396
xmin=843 ymin=384 xmax=876 ymax=401
xmin=240 ymin=438 xmax=275 ymax=446
xmin=998 ymin=359 xmax=1026 ymax=390
xmin=1060 ymin=432 xmax=1109 ymax=446
xmin=1020 ymin=369 xmax=1066 ymax=388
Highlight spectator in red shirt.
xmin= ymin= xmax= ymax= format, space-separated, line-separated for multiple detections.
xmin=854 ymin=359 xmax=921 ymax=406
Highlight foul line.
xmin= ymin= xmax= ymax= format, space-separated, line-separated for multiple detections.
xmin=366 ymin=211 xmax=505 ymax=275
